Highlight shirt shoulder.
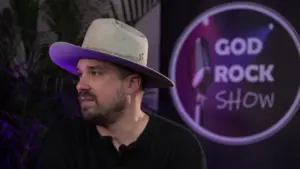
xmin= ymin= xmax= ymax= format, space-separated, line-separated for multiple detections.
xmin=151 ymin=114 xmax=199 ymax=141
xmin=151 ymin=114 xmax=207 ymax=169
xmin=150 ymin=114 xmax=205 ymax=154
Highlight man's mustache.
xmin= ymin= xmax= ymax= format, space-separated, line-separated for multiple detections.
xmin=78 ymin=91 xmax=97 ymax=101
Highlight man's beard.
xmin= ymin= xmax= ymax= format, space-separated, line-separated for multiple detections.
xmin=78 ymin=88 xmax=126 ymax=126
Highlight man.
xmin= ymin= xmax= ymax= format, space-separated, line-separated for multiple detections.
xmin=37 ymin=18 xmax=206 ymax=169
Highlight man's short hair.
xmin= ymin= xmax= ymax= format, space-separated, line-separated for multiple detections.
xmin=114 ymin=64 xmax=145 ymax=90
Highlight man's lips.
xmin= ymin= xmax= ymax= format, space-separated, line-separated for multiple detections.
xmin=79 ymin=97 xmax=95 ymax=103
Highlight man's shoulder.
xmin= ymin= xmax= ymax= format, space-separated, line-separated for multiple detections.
xmin=151 ymin=114 xmax=200 ymax=143
xmin=151 ymin=114 xmax=206 ymax=169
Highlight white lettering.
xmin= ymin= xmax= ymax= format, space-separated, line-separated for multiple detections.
xmin=215 ymin=64 xmax=274 ymax=83
xmin=247 ymin=37 xmax=263 ymax=55
xmin=259 ymin=93 xmax=275 ymax=108
xmin=228 ymin=65 xmax=244 ymax=83
xmin=259 ymin=65 xmax=274 ymax=82
xmin=231 ymin=37 xmax=246 ymax=56
xmin=215 ymin=65 xmax=228 ymax=83
xmin=215 ymin=38 xmax=230 ymax=55
xmin=215 ymin=88 xmax=275 ymax=111
xmin=242 ymin=91 xmax=259 ymax=108
xmin=215 ymin=37 xmax=263 ymax=56
xmin=245 ymin=65 xmax=258 ymax=82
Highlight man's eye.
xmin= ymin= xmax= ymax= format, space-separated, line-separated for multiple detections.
xmin=90 ymin=71 xmax=102 ymax=76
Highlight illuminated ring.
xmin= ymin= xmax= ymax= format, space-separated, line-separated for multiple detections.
xmin=169 ymin=2 xmax=300 ymax=145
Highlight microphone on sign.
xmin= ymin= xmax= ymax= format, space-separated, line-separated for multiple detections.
xmin=192 ymin=37 xmax=213 ymax=127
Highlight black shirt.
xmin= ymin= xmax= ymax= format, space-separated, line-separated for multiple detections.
xmin=37 ymin=114 xmax=206 ymax=169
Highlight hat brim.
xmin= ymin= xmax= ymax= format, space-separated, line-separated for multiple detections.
xmin=49 ymin=42 xmax=174 ymax=88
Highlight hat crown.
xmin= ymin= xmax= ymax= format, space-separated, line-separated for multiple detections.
xmin=82 ymin=18 xmax=148 ymax=66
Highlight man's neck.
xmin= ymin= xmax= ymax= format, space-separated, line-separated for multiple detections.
xmin=96 ymin=109 xmax=149 ymax=146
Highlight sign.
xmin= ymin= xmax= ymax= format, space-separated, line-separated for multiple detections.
xmin=169 ymin=2 xmax=300 ymax=145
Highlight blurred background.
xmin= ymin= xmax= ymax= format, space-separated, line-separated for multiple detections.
xmin=0 ymin=0 xmax=300 ymax=169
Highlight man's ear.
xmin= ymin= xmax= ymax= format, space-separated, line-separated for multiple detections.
xmin=125 ymin=74 xmax=142 ymax=94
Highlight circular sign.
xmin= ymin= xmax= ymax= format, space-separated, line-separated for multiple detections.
xmin=169 ymin=2 xmax=300 ymax=145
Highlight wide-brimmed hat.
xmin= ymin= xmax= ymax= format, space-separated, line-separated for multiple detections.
xmin=49 ymin=18 xmax=174 ymax=88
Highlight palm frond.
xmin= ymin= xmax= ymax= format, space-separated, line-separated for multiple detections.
xmin=9 ymin=0 xmax=40 ymax=60
xmin=114 ymin=0 xmax=161 ymax=26
xmin=40 ymin=0 xmax=83 ymax=43
xmin=86 ymin=0 xmax=161 ymax=26
xmin=0 ymin=8 xmax=20 ymax=70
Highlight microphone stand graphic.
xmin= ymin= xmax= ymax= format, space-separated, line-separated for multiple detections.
xmin=192 ymin=37 xmax=213 ymax=127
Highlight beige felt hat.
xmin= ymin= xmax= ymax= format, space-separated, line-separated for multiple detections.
xmin=49 ymin=18 xmax=174 ymax=88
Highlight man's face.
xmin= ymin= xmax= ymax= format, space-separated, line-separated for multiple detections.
xmin=76 ymin=59 xmax=127 ymax=126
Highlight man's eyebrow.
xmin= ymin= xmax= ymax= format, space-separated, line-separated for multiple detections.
xmin=77 ymin=64 xmax=106 ymax=72
xmin=88 ymin=64 xmax=106 ymax=69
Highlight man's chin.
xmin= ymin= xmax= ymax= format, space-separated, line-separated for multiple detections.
xmin=81 ymin=112 xmax=111 ymax=126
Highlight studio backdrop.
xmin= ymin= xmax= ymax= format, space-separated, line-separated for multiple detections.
xmin=159 ymin=0 xmax=300 ymax=169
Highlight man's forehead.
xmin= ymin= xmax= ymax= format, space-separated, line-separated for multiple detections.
xmin=77 ymin=59 xmax=111 ymax=70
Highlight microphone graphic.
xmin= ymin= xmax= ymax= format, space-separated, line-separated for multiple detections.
xmin=192 ymin=37 xmax=213 ymax=126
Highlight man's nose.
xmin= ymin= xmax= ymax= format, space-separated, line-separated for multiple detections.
xmin=76 ymin=78 xmax=90 ymax=92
